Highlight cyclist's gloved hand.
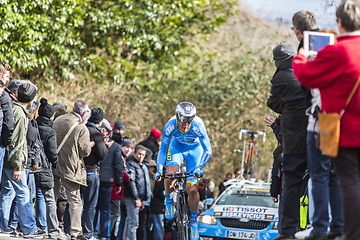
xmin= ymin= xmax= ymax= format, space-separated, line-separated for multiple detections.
xmin=153 ymin=166 xmax=163 ymax=181
xmin=193 ymin=165 xmax=203 ymax=178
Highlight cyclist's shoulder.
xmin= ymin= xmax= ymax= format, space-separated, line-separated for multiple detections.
xmin=163 ymin=116 xmax=177 ymax=137
xmin=191 ymin=116 xmax=206 ymax=129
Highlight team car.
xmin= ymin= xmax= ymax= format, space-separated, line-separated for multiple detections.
xmin=198 ymin=179 xmax=279 ymax=240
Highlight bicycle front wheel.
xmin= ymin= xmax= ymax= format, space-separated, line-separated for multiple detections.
xmin=176 ymin=191 xmax=190 ymax=240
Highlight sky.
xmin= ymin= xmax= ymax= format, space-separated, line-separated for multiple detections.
xmin=241 ymin=0 xmax=340 ymax=30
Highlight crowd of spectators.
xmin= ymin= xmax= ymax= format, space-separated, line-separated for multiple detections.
xmin=0 ymin=60 xmax=174 ymax=240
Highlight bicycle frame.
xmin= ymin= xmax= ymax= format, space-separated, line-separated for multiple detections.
xmin=164 ymin=172 xmax=194 ymax=240
xmin=238 ymin=128 xmax=266 ymax=179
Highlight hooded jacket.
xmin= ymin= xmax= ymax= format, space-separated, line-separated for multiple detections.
xmin=37 ymin=115 xmax=58 ymax=166
xmin=267 ymin=57 xmax=308 ymax=154
xmin=4 ymin=101 xmax=30 ymax=170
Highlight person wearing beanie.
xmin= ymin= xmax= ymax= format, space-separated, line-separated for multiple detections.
xmin=138 ymin=128 xmax=162 ymax=160
xmin=0 ymin=82 xmax=46 ymax=238
xmin=96 ymin=123 xmax=123 ymax=239
xmin=267 ymin=43 xmax=308 ymax=240
xmin=109 ymin=138 xmax=133 ymax=240
xmin=82 ymin=107 xmax=108 ymax=239
xmin=112 ymin=120 xmax=126 ymax=145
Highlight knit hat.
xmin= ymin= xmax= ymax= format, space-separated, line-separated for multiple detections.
xmin=88 ymin=107 xmax=104 ymax=124
xmin=114 ymin=120 xmax=125 ymax=130
xmin=17 ymin=82 xmax=37 ymax=103
xmin=150 ymin=128 xmax=161 ymax=139
xmin=38 ymin=98 xmax=56 ymax=119
xmin=121 ymin=138 xmax=133 ymax=148
xmin=273 ymin=43 xmax=297 ymax=64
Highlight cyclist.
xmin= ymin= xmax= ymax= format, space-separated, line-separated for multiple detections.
xmin=154 ymin=102 xmax=212 ymax=240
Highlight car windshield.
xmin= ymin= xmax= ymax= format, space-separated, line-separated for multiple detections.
xmin=216 ymin=187 xmax=278 ymax=209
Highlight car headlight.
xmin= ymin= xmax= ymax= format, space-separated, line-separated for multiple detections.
xmin=272 ymin=221 xmax=278 ymax=230
xmin=199 ymin=215 xmax=217 ymax=225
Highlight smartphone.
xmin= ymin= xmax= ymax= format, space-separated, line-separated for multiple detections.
xmin=303 ymin=31 xmax=335 ymax=52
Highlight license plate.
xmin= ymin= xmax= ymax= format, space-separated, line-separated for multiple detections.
xmin=226 ymin=230 xmax=259 ymax=239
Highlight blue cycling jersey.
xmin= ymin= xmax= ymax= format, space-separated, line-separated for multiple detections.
xmin=157 ymin=115 xmax=212 ymax=172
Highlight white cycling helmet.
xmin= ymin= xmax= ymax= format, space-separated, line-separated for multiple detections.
xmin=175 ymin=102 xmax=196 ymax=124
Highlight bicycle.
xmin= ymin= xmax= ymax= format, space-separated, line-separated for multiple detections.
xmin=163 ymin=172 xmax=195 ymax=240
xmin=239 ymin=128 xmax=266 ymax=179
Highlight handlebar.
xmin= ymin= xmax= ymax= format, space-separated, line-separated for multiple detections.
xmin=239 ymin=128 xmax=266 ymax=143
xmin=162 ymin=171 xmax=195 ymax=180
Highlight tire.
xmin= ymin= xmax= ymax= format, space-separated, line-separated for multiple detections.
xmin=176 ymin=191 xmax=190 ymax=240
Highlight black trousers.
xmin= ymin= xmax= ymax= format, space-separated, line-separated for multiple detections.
xmin=280 ymin=153 xmax=307 ymax=236
xmin=333 ymin=148 xmax=360 ymax=240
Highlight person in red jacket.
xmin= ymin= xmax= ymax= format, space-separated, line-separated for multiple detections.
xmin=292 ymin=1 xmax=360 ymax=239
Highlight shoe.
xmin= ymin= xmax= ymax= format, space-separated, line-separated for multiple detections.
xmin=274 ymin=234 xmax=296 ymax=240
xmin=23 ymin=228 xmax=46 ymax=238
xmin=0 ymin=227 xmax=12 ymax=237
xmin=189 ymin=220 xmax=199 ymax=240
xmin=165 ymin=199 xmax=175 ymax=220
xmin=327 ymin=231 xmax=343 ymax=240
xmin=71 ymin=234 xmax=88 ymax=240
xmin=49 ymin=232 xmax=70 ymax=240
xmin=295 ymin=225 xmax=313 ymax=239
xmin=9 ymin=228 xmax=19 ymax=237
xmin=305 ymin=231 xmax=327 ymax=240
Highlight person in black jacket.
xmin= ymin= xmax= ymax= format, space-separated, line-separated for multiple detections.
xmin=96 ymin=119 xmax=123 ymax=239
xmin=0 ymin=62 xmax=14 ymax=184
xmin=122 ymin=145 xmax=148 ymax=240
xmin=34 ymin=97 xmax=67 ymax=239
xmin=267 ymin=43 xmax=308 ymax=240
xmin=137 ymin=128 xmax=161 ymax=160
xmin=81 ymin=107 xmax=108 ymax=240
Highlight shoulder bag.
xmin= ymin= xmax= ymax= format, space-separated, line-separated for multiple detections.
xmin=318 ymin=75 xmax=360 ymax=157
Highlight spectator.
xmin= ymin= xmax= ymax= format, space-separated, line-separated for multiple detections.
xmin=137 ymin=147 xmax=152 ymax=240
xmin=138 ymin=128 xmax=161 ymax=159
xmin=0 ymin=62 xmax=14 ymax=184
xmin=112 ymin=120 xmax=126 ymax=145
xmin=148 ymin=160 xmax=165 ymax=240
xmin=292 ymin=1 xmax=360 ymax=239
xmin=268 ymin=43 xmax=308 ymax=240
xmin=35 ymin=97 xmax=67 ymax=239
xmin=49 ymin=101 xmax=68 ymax=228
xmin=218 ymin=172 xmax=233 ymax=195
xmin=53 ymin=102 xmax=68 ymax=120
xmin=53 ymin=100 xmax=92 ymax=240
xmin=109 ymin=138 xmax=132 ymax=240
xmin=122 ymin=145 xmax=148 ymax=240
xmin=82 ymin=107 xmax=108 ymax=240
xmin=265 ymin=115 xmax=284 ymax=233
xmin=0 ymin=82 xmax=45 ymax=238
xmin=96 ymin=119 xmax=123 ymax=240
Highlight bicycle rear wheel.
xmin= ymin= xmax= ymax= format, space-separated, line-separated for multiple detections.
xmin=176 ymin=191 xmax=190 ymax=240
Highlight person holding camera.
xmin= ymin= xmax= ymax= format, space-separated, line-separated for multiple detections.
xmin=293 ymin=1 xmax=360 ymax=239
